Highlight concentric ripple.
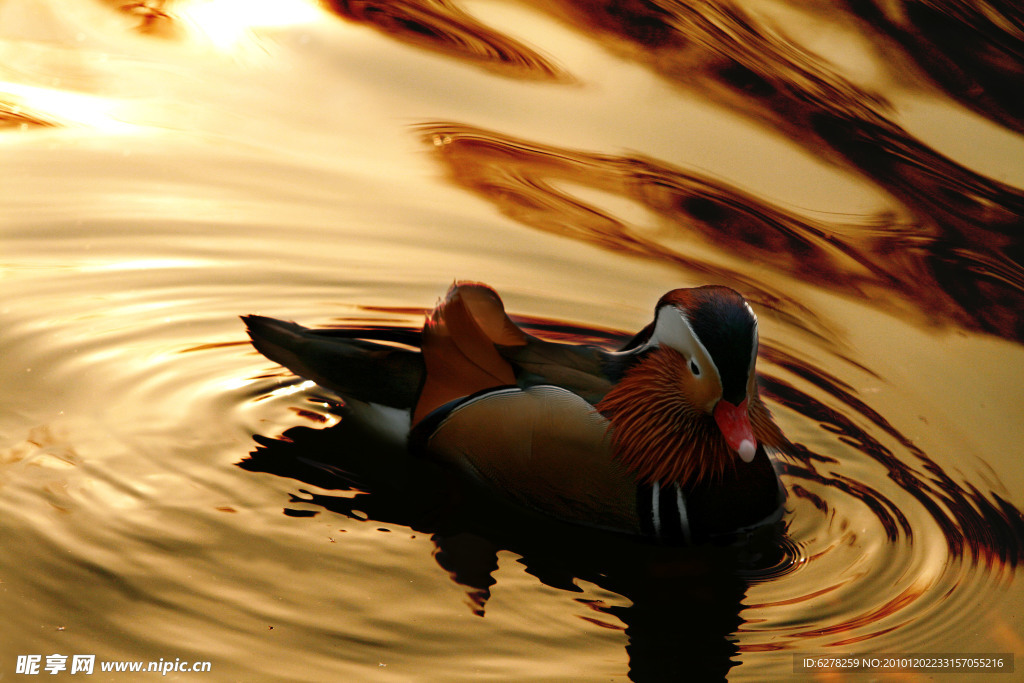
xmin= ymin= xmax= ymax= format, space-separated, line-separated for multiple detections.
xmin=238 ymin=311 xmax=1024 ymax=669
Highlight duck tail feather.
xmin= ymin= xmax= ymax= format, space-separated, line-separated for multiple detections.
xmin=242 ymin=315 xmax=422 ymax=408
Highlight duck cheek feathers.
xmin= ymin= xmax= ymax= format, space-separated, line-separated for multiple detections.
xmin=712 ymin=398 xmax=757 ymax=463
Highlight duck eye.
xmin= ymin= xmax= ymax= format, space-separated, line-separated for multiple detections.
xmin=689 ymin=359 xmax=701 ymax=376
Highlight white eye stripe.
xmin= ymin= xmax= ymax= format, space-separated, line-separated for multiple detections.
xmin=647 ymin=307 xmax=717 ymax=375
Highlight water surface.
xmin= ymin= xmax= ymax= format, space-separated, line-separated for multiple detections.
xmin=2 ymin=0 xmax=1023 ymax=680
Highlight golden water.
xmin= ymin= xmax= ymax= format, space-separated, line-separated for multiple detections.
xmin=2 ymin=1 xmax=1023 ymax=680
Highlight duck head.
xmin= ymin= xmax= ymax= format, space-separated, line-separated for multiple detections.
xmin=597 ymin=286 xmax=786 ymax=487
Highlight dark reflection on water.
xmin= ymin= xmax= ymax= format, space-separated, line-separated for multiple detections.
xmin=315 ymin=0 xmax=1024 ymax=339
xmin=848 ymin=0 xmax=1024 ymax=134
xmin=242 ymin=399 xmax=785 ymax=681
xmin=419 ymin=122 xmax=1024 ymax=341
xmin=322 ymin=0 xmax=570 ymax=80
xmin=534 ymin=0 xmax=1024 ymax=222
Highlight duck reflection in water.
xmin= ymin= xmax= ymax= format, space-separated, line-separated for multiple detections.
xmin=242 ymin=282 xmax=796 ymax=680
xmin=242 ymin=400 xmax=790 ymax=682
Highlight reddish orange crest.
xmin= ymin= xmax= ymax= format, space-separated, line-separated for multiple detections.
xmin=413 ymin=282 xmax=525 ymax=425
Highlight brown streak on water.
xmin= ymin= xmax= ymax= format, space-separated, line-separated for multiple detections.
xmin=321 ymin=0 xmax=572 ymax=80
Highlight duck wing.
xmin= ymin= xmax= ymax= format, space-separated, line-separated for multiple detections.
xmin=415 ymin=282 xmax=618 ymax=420
xmin=242 ymin=315 xmax=424 ymax=409
xmin=499 ymin=338 xmax=613 ymax=404
xmin=245 ymin=282 xmax=620 ymax=419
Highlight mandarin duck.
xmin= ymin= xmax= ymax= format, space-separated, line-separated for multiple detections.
xmin=243 ymin=282 xmax=789 ymax=543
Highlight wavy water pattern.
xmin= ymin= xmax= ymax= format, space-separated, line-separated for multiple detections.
xmin=319 ymin=0 xmax=1024 ymax=336
xmin=322 ymin=0 xmax=570 ymax=80
xmin=239 ymin=311 xmax=1024 ymax=668
xmin=539 ymin=0 xmax=1024 ymax=223
xmin=2 ymin=0 xmax=1023 ymax=680
xmin=420 ymin=123 xmax=1024 ymax=340
xmin=847 ymin=0 xmax=1024 ymax=133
